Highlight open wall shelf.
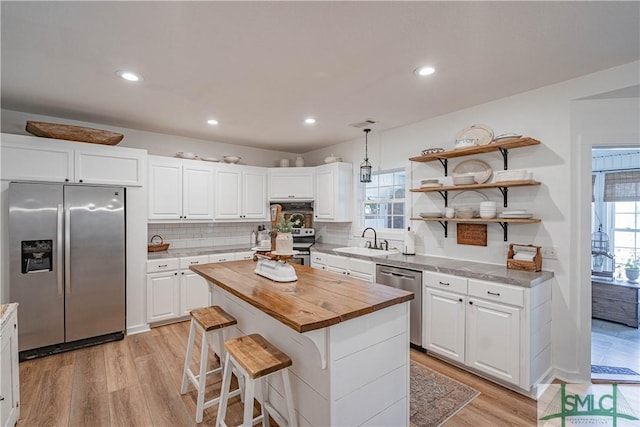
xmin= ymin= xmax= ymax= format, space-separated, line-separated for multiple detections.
xmin=410 ymin=217 xmax=542 ymax=241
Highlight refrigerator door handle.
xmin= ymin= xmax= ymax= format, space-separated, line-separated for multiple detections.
xmin=57 ymin=203 xmax=64 ymax=296
xmin=65 ymin=204 xmax=71 ymax=295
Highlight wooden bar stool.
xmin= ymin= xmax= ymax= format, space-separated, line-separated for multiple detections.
xmin=216 ymin=333 xmax=297 ymax=427
xmin=181 ymin=306 xmax=243 ymax=423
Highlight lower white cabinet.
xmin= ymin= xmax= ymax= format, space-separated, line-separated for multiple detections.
xmin=312 ymin=252 xmax=375 ymax=282
xmin=0 ymin=304 xmax=20 ymax=427
xmin=422 ymin=271 xmax=551 ymax=394
xmin=147 ymin=252 xmax=255 ymax=324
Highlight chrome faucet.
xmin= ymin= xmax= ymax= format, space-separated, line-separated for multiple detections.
xmin=361 ymin=227 xmax=378 ymax=249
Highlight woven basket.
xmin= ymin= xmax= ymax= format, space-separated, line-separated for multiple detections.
xmin=148 ymin=235 xmax=170 ymax=252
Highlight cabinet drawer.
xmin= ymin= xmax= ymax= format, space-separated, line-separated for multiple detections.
xmin=147 ymin=258 xmax=179 ymax=273
xmin=179 ymin=255 xmax=210 ymax=269
xmin=468 ymin=279 xmax=524 ymax=307
xmin=209 ymin=253 xmax=234 ymax=263
xmin=327 ymin=254 xmax=349 ymax=270
xmin=310 ymin=252 xmax=327 ymax=265
xmin=349 ymin=258 xmax=374 ymax=276
xmin=423 ymin=271 xmax=468 ymax=295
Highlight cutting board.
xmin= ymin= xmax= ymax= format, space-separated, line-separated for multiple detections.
xmin=26 ymin=121 xmax=124 ymax=145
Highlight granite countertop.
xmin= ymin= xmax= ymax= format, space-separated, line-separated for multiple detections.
xmin=0 ymin=303 xmax=18 ymax=328
xmin=312 ymin=242 xmax=553 ymax=288
xmin=148 ymin=244 xmax=253 ymax=260
xmin=592 ymin=277 xmax=640 ymax=289
xmin=191 ymin=261 xmax=413 ymax=333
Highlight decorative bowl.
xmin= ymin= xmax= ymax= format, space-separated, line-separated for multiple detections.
xmin=223 ymin=156 xmax=241 ymax=164
xmin=454 ymin=138 xmax=477 ymax=150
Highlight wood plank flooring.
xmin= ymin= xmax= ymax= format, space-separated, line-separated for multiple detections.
xmin=18 ymin=321 xmax=538 ymax=426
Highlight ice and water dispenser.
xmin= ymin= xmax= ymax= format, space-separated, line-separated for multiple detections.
xmin=21 ymin=240 xmax=53 ymax=274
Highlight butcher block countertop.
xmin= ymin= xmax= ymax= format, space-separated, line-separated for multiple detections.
xmin=190 ymin=260 xmax=414 ymax=333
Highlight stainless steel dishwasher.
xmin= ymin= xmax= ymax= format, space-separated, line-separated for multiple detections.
xmin=375 ymin=264 xmax=422 ymax=348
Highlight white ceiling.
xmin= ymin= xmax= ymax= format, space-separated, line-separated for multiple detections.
xmin=2 ymin=1 xmax=639 ymax=153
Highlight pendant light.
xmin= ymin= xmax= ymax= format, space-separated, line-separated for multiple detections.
xmin=360 ymin=128 xmax=372 ymax=183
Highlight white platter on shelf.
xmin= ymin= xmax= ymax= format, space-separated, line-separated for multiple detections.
xmin=452 ymin=159 xmax=493 ymax=184
xmin=271 ymin=250 xmax=300 ymax=256
xmin=455 ymin=124 xmax=494 ymax=146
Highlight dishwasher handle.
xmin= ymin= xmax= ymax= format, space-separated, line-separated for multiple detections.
xmin=379 ymin=270 xmax=416 ymax=280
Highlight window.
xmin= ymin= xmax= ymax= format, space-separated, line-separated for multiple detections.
xmin=612 ymin=201 xmax=640 ymax=264
xmin=363 ymin=169 xmax=405 ymax=230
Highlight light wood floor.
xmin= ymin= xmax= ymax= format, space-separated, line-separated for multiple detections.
xmin=18 ymin=321 xmax=538 ymax=426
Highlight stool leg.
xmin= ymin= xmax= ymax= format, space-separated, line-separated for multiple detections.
xmin=195 ymin=328 xmax=210 ymax=423
xmin=281 ymin=369 xmax=297 ymax=427
xmin=260 ymin=378 xmax=270 ymax=427
xmin=215 ymin=352 xmax=233 ymax=427
xmin=217 ymin=327 xmax=226 ymax=372
xmin=180 ymin=320 xmax=196 ymax=394
xmin=242 ymin=378 xmax=255 ymax=427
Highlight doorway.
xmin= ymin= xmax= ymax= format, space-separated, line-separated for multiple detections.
xmin=590 ymin=147 xmax=640 ymax=382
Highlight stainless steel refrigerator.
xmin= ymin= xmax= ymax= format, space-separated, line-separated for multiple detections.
xmin=9 ymin=182 xmax=126 ymax=359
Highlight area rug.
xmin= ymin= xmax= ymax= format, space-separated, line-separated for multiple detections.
xmin=591 ymin=365 xmax=640 ymax=375
xmin=410 ymin=361 xmax=480 ymax=427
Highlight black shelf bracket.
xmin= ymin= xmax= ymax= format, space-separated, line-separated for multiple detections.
xmin=498 ymin=222 xmax=509 ymax=241
xmin=437 ymin=158 xmax=449 ymax=176
xmin=498 ymin=148 xmax=509 ymax=170
xmin=436 ymin=190 xmax=449 ymax=207
xmin=437 ymin=220 xmax=448 ymax=237
xmin=498 ymin=187 xmax=508 ymax=207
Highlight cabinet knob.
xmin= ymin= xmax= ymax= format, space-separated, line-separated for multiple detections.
xmin=469 ymin=301 xmax=473 ymax=305
xmin=181 ymin=272 xmax=185 ymax=275
xmin=458 ymin=298 xmax=463 ymax=302
xmin=174 ymin=272 xmax=178 ymax=275
xmin=0 ymin=396 xmax=4 ymax=401
xmin=79 ymin=179 xmax=84 ymax=183
xmin=65 ymin=178 xmax=69 ymax=182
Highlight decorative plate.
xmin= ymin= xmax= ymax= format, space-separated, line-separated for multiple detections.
xmin=201 ymin=157 xmax=219 ymax=162
xmin=455 ymin=124 xmax=494 ymax=146
xmin=419 ymin=212 xmax=442 ymax=218
xmin=452 ymin=159 xmax=493 ymax=184
xmin=491 ymin=133 xmax=522 ymax=143
xmin=451 ymin=190 xmax=489 ymax=210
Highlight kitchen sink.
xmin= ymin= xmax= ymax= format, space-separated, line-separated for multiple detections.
xmin=333 ymin=246 xmax=396 ymax=257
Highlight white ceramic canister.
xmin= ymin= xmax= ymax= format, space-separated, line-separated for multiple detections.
xmin=295 ymin=156 xmax=305 ymax=167
xmin=280 ymin=158 xmax=290 ymax=167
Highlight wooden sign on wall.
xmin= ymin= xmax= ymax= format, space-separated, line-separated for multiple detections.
xmin=457 ymin=223 xmax=487 ymax=246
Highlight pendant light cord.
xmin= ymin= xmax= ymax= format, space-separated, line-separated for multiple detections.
xmin=364 ymin=128 xmax=370 ymax=161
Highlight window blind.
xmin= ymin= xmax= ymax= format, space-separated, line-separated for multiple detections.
xmin=603 ymin=170 xmax=640 ymax=202
xmin=592 ymin=174 xmax=596 ymax=202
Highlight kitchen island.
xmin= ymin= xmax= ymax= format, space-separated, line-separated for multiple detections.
xmin=190 ymin=260 xmax=414 ymax=427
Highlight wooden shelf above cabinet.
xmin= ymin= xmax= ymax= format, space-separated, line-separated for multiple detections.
xmin=410 ymin=217 xmax=541 ymax=224
xmin=410 ymin=216 xmax=541 ymax=241
xmin=409 ymin=137 xmax=540 ymax=162
xmin=410 ymin=179 xmax=541 ymax=193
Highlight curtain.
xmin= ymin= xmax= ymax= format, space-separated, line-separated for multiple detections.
xmin=592 ymin=174 xmax=596 ymax=202
xmin=603 ymin=170 xmax=640 ymax=202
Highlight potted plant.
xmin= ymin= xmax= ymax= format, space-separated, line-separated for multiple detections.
xmin=625 ymin=258 xmax=639 ymax=283
xmin=275 ymin=216 xmax=294 ymax=253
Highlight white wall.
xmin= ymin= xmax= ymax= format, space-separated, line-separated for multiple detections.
xmin=306 ymin=61 xmax=640 ymax=381
xmin=0 ymin=109 xmax=298 ymax=167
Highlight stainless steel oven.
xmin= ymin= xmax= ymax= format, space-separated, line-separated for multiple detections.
xmin=291 ymin=228 xmax=314 ymax=266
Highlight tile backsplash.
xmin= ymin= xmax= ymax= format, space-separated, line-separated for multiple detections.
xmin=148 ymin=222 xmax=265 ymax=249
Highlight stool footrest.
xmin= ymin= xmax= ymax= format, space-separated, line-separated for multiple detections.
xmin=203 ymin=387 xmax=242 ymax=410
xmin=186 ymin=366 xmax=223 ymax=390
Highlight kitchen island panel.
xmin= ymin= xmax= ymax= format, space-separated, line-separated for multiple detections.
xmin=201 ymin=264 xmax=411 ymax=426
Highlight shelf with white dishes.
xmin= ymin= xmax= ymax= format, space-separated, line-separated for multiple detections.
xmin=409 ymin=137 xmax=543 ymax=241
xmin=408 ymin=137 xmax=540 ymax=174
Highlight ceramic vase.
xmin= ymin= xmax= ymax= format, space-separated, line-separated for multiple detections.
xmin=275 ymin=232 xmax=293 ymax=254
xmin=625 ymin=267 xmax=639 ymax=283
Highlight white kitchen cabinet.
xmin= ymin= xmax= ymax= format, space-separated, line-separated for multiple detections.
xmin=423 ymin=287 xmax=466 ymax=363
xmin=234 ymin=251 xmax=255 ymax=261
xmin=314 ymin=162 xmax=352 ymax=222
xmin=310 ymin=251 xmax=327 ymax=270
xmin=268 ymin=167 xmax=315 ymax=200
xmin=466 ymin=296 xmax=521 ymax=385
xmin=215 ymin=165 xmax=267 ymax=221
xmin=148 ymin=155 xmax=214 ymax=221
xmin=0 ymin=304 xmax=20 ymax=427
xmin=1 ymin=133 xmax=145 ymax=186
xmin=422 ymin=272 xmax=551 ymax=394
xmin=146 ymin=258 xmax=181 ymax=323
xmin=209 ymin=253 xmax=236 ymax=263
xmin=179 ymin=256 xmax=211 ymax=316
xmin=325 ymin=254 xmax=375 ymax=282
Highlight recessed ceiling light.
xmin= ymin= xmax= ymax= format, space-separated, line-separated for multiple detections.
xmin=207 ymin=119 xmax=219 ymax=125
xmin=414 ymin=66 xmax=435 ymax=77
xmin=117 ymin=70 xmax=142 ymax=82
xmin=304 ymin=117 xmax=316 ymax=125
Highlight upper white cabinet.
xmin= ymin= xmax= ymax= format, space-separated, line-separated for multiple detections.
xmin=215 ymin=165 xmax=268 ymax=221
xmin=268 ymin=167 xmax=315 ymax=200
xmin=148 ymin=155 xmax=214 ymax=221
xmin=315 ymin=162 xmax=352 ymax=222
xmin=0 ymin=133 xmax=145 ymax=186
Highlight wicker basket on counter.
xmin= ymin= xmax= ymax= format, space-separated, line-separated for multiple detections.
xmin=148 ymin=235 xmax=170 ymax=252
xmin=507 ymin=244 xmax=542 ymax=272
